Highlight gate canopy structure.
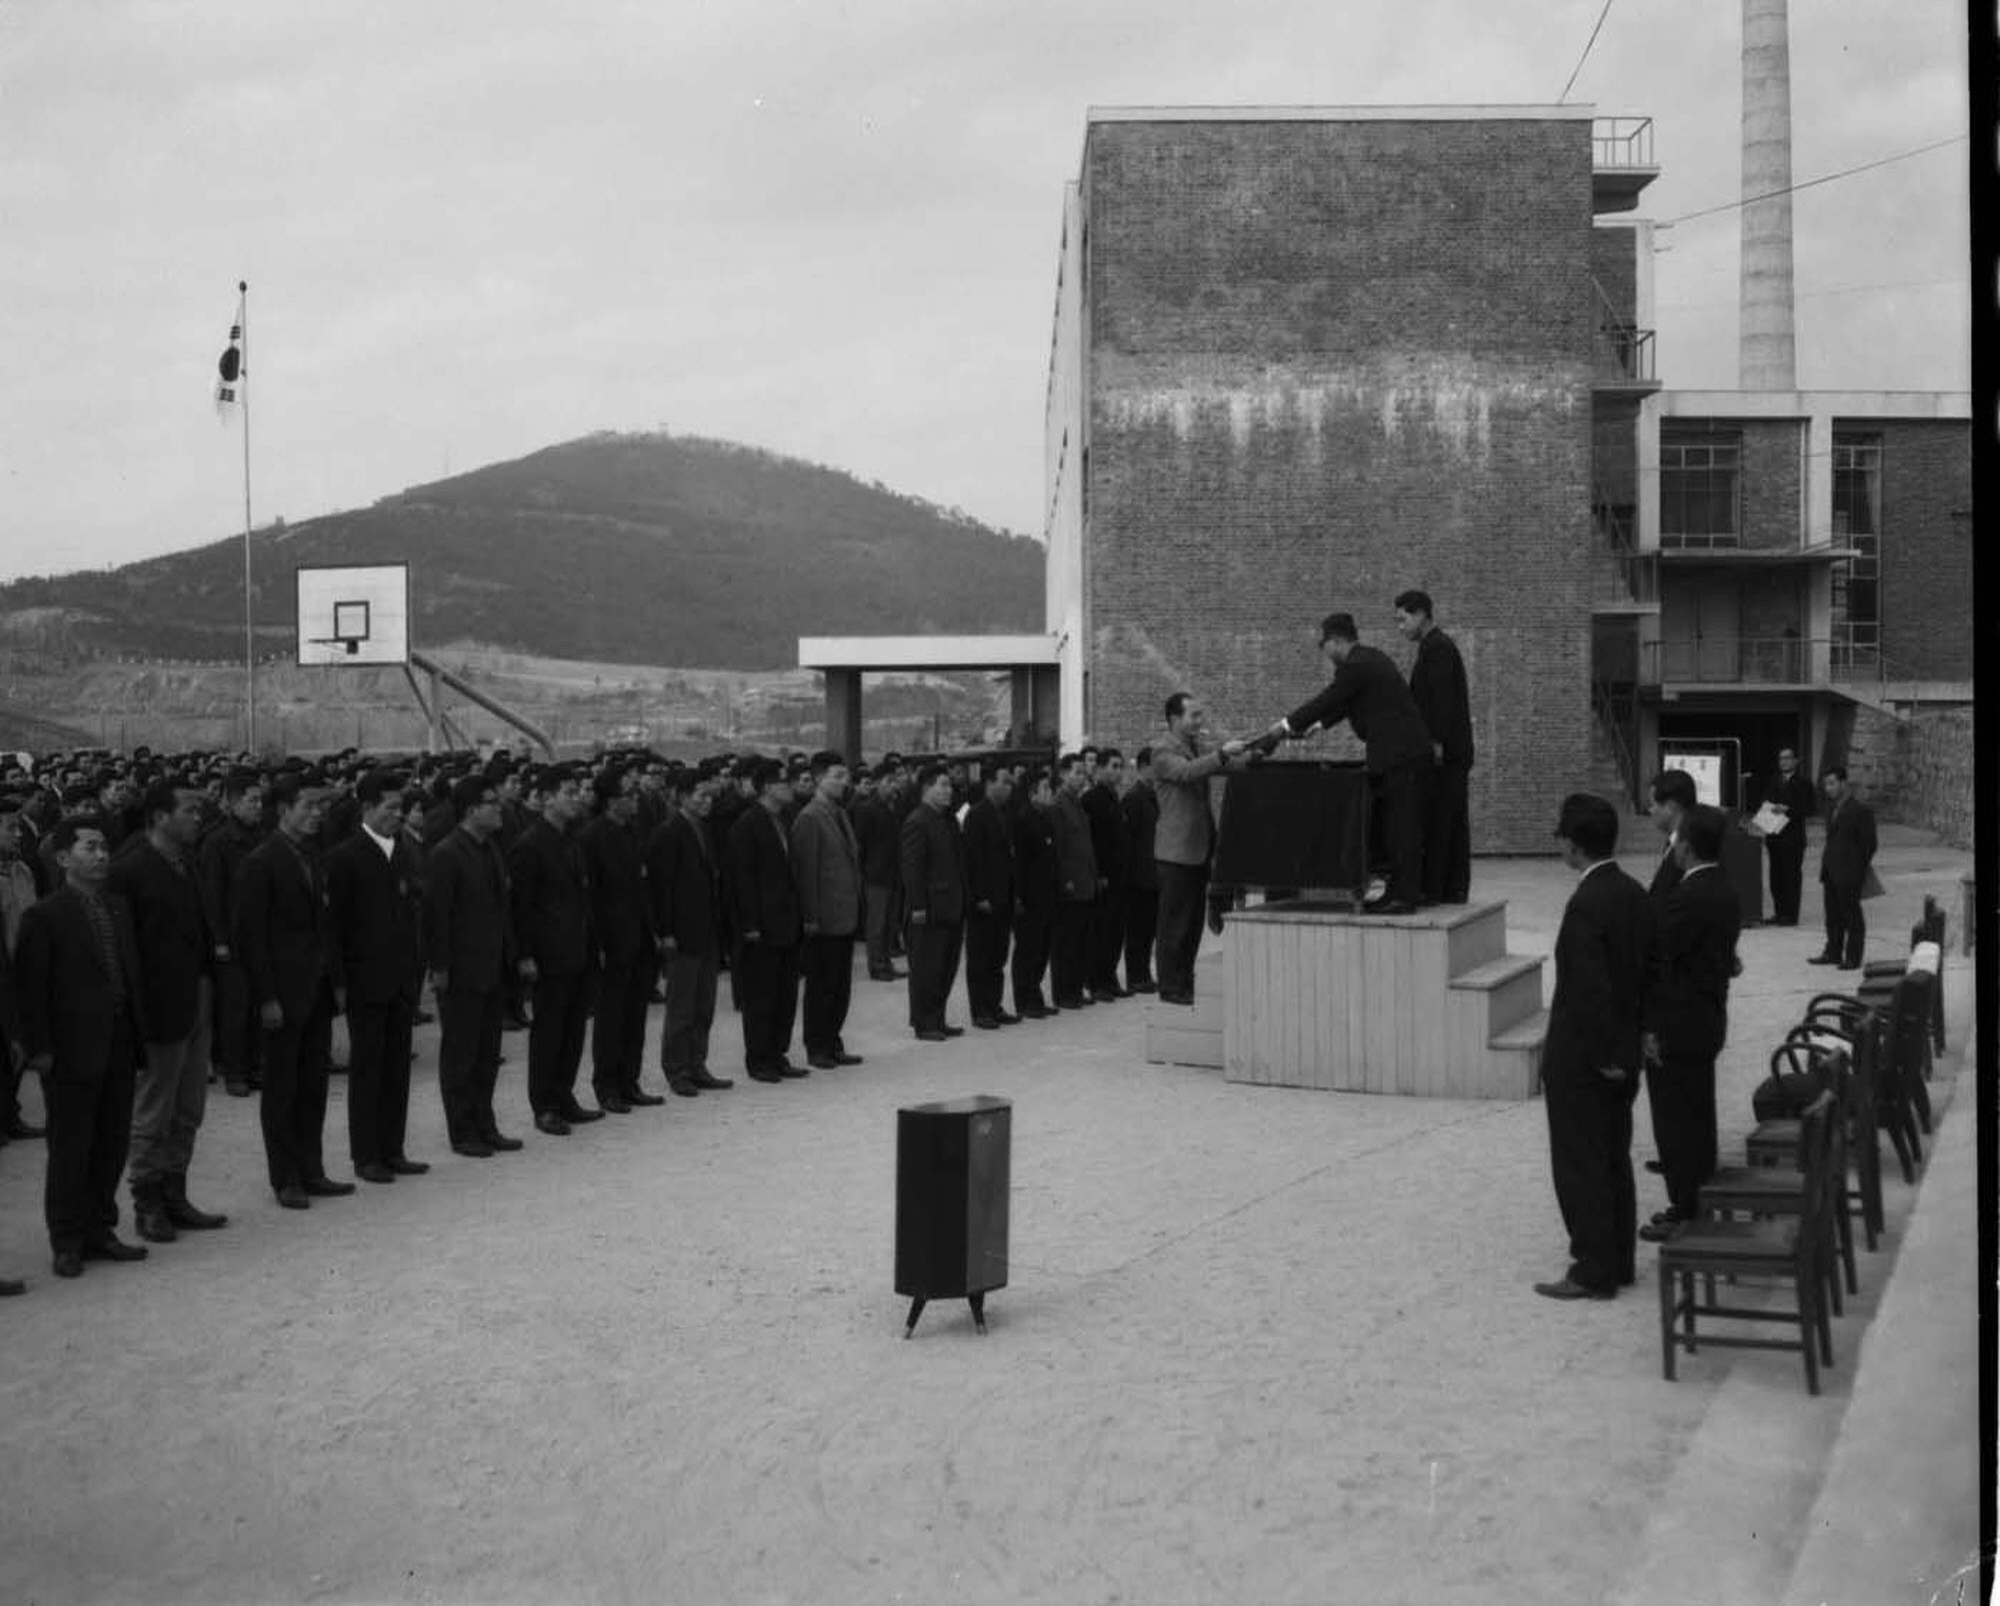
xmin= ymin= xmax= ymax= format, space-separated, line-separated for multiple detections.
xmin=796 ymin=634 xmax=1062 ymax=761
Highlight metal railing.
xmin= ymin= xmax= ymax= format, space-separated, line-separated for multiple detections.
xmin=1590 ymin=496 xmax=1658 ymax=606
xmin=1641 ymin=635 xmax=1900 ymax=687
xmin=1593 ymin=324 xmax=1657 ymax=384
xmin=1590 ymin=677 xmax=1640 ymax=807
xmin=1592 ymin=117 xmax=1655 ymax=169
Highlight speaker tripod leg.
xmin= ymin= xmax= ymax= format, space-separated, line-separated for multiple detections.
xmin=903 ymin=1297 xmax=926 ymax=1339
xmin=969 ymin=1291 xmax=986 ymax=1334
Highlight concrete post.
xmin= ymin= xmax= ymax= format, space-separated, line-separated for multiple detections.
xmin=824 ymin=669 xmax=863 ymax=764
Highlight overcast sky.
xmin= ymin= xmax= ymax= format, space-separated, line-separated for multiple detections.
xmin=0 ymin=0 xmax=1971 ymax=581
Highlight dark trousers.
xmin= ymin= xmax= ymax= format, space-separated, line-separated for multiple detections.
xmin=906 ymin=918 xmax=963 ymax=1031
xmin=1653 ymin=1053 xmax=1719 ymax=1219
xmin=44 ymin=1022 xmax=136 ymax=1252
xmin=259 ymin=985 xmax=335 ymax=1192
xmin=437 ymin=987 xmax=503 ymax=1143
xmin=1822 ymin=878 xmax=1866 ymax=966
xmin=965 ymin=907 xmax=1012 ymax=1020
xmin=528 ymin=970 xmax=595 ymax=1114
xmin=660 ymin=948 xmax=719 ymax=1077
xmin=863 ymin=883 xmax=895 ymax=975
xmin=592 ymin=951 xmax=654 ymax=1095
xmin=1422 ymin=761 xmax=1472 ymax=903
xmin=1545 ymin=1073 xmax=1637 ymax=1292
xmin=1011 ymin=900 xmax=1054 ymax=1011
xmin=800 ymin=931 xmax=856 ymax=1056
xmin=1373 ymin=757 xmax=1429 ymax=906
xmin=345 ymin=994 xmax=415 ymax=1168
xmin=1123 ymin=885 xmax=1158 ymax=986
xmin=1155 ymin=861 xmax=1209 ymax=998
xmin=1051 ymin=901 xmax=1092 ymax=1004
xmin=1087 ymin=883 xmax=1126 ymax=992
xmin=735 ymin=940 xmax=799 ymax=1072
xmin=1766 ymin=837 xmax=1806 ymax=923
xmin=212 ymin=958 xmax=260 ymax=1081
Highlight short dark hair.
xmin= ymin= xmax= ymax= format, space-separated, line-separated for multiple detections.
xmin=1393 ymin=589 xmax=1434 ymax=619
xmin=49 ymin=813 xmax=110 ymax=855
xmin=1135 ymin=745 xmax=1153 ymax=768
xmin=449 ymin=775 xmax=496 ymax=816
xmin=1318 ymin=611 xmax=1358 ymax=645
xmin=1058 ymin=752 xmax=1086 ymax=775
xmin=141 ymin=780 xmax=193 ymax=829
xmin=1650 ymin=770 xmax=1698 ymax=809
xmin=1681 ymin=804 xmax=1726 ymax=863
xmin=1554 ymin=793 xmax=1619 ymax=860
xmin=810 ymin=750 xmax=846 ymax=776
xmin=1096 ymin=747 xmax=1122 ymax=765
xmin=221 ymin=768 xmax=264 ymax=802
xmin=1164 ymin=692 xmax=1191 ymax=723
xmin=1820 ymin=764 xmax=1848 ymax=783
xmin=355 ymin=769 xmax=406 ymax=808
xmin=916 ymin=762 xmax=949 ymax=791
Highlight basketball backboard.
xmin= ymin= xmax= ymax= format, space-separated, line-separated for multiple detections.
xmin=296 ymin=564 xmax=410 ymax=666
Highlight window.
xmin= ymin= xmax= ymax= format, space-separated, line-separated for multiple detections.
xmin=1659 ymin=430 xmax=1740 ymax=548
xmin=1831 ymin=434 xmax=1881 ymax=668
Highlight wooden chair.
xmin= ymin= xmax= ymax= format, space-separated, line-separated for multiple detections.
xmin=1862 ymin=894 xmax=1946 ymax=1054
xmin=1749 ymin=1015 xmax=1885 ymax=1250
xmin=1660 ymin=1093 xmax=1837 ymax=1395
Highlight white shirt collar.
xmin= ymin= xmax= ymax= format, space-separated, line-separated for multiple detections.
xmin=361 ymin=821 xmax=398 ymax=860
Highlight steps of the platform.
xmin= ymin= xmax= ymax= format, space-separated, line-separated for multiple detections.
xmin=1490 ymin=1009 xmax=1549 ymax=1051
xmin=1448 ymin=954 xmax=1544 ymax=992
xmin=1142 ymin=953 xmax=1227 ymax=1068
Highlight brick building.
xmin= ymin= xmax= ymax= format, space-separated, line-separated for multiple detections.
xmin=1040 ymin=107 xmax=1972 ymax=850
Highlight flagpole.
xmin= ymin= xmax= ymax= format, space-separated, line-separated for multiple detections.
xmin=238 ymin=280 xmax=255 ymax=752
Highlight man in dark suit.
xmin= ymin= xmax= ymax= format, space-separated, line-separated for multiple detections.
xmin=1082 ymin=749 xmax=1129 ymax=1000
xmin=1638 ymin=805 xmax=1741 ymax=1237
xmin=511 ymin=766 xmax=605 ymax=1133
xmin=1645 ymin=770 xmax=1697 ymax=898
xmin=425 ymin=775 xmax=518 ymax=1157
xmin=1757 ymin=746 xmax=1815 ymax=926
xmin=1812 ymin=764 xmax=1878 ymax=970
xmin=1267 ymin=611 xmax=1436 ymax=913
xmin=962 ymin=767 xmax=1019 ymax=1030
xmin=580 ymin=766 xmax=663 ymax=1112
xmin=790 ymin=752 xmax=865 ymax=1070
xmin=1535 ymin=792 xmax=1651 ymax=1301
xmin=198 ymin=770 xmax=266 ymax=1097
xmin=1119 ymin=752 xmax=1160 ymax=992
xmin=106 ymin=780 xmax=227 ymax=1242
xmin=726 ymin=759 xmax=804 ymax=1083
xmin=236 ymin=775 xmax=354 ymax=1210
xmin=1395 ymin=589 xmax=1475 ymax=904
xmin=1049 ymin=755 xmax=1098 ymax=1010
xmin=325 ymin=769 xmax=428 ymax=1183
xmin=16 ymin=815 xmax=152 ymax=1278
xmin=851 ymin=770 xmax=903 ymax=982
xmin=900 ymin=762 xmax=967 ymax=1041
xmin=647 ymin=773 xmax=732 ymax=1097
xmin=1010 ymin=769 xmax=1060 ymax=1019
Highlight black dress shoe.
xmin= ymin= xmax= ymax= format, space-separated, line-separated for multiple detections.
xmin=164 ymin=1194 xmax=227 ymax=1231
xmin=481 ymin=1132 xmax=524 ymax=1152
xmin=387 ymin=1157 xmax=431 ymax=1175
xmin=4 ymin=1118 xmax=44 ymax=1140
xmin=1158 ymin=991 xmax=1195 ymax=1007
xmin=746 ymin=1068 xmax=785 ymax=1083
xmin=1806 ymin=954 xmax=1839 ymax=965
xmin=1089 ymin=989 xmax=1122 ymax=1004
xmin=1533 ymin=1277 xmax=1614 ymax=1301
xmin=1638 ymin=1220 xmax=1681 ymax=1243
xmin=0 ymin=1276 xmax=24 ymax=1296
xmin=52 ymin=1251 xmax=83 ymax=1278
xmin=1128 ymin=981 xmax=1158 ymax=995
xmin=356 ymin=1162 xmax=397 ymax=1183
xmin=972 ymin=1016 xmax=1001 ymax=1031
xmin=1649 ymin=1209 xmax=1682 ymax=1227
xmin=1363 ymin=898 xmax=1417 ymax=916
xmin=623 ymin=1088 xmax=667 ymax=1107
xmin=533 ymin=1111 xmax=572 ymax=1137
xmin=83 ymin=1235 xmax=149 ymax=1262
xmin=667 ymin=1076 xmax=701 ymax=1098
xmin=834 ymin=1052 xmax=864 ymax=1066
xmin=599 ymin=1093 xmax=634 ymax=1115
xmin=1019 ymin=1004 xmax=1053 ymax=1019
xmin=807 ymin=1053 xmax=840 ymax=1070
xmin=940 ymin=1025 xmax=965 ymax=1038
xmin=276 ymin=1185 xmax=311 ymax=1209
xmin=450 ymin=1139 xmax=494 ymax=1158
xmin=1836 ymin=961 xmax=1861 ymax=971
xmin=915 ymin=1028 xmax=950 ymax=1043
xmin=225 ymin=1077 xmax=253 ymax=1098
xmin=1643 ymin=1159 xmax=1665 ymax=1175
xmin=690 ymin=1069 xmax=733 ymax=1090
xmin=563 ymin=1103 xmax=607 ymax=1124
xmin=304 ymin=1177 xmax=357 ymax=1198
xmin=135 ymin=1208 xmax=177 ymax=1244
xmin=778 ymin=1061 xmax=811 ymax=1078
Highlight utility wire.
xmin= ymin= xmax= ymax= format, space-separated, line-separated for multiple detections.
xmin=1660 ymin=134 xmax=1966 ymax=226
xmin=1557 ymin=0 xmax=1617 ymax=103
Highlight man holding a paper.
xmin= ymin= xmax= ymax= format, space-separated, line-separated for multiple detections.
xmin=1753 ymin=746 xmax=1815 ymax=926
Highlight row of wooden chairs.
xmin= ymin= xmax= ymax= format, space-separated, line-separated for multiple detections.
xmin=1654 ymin=901 xmax=1945 ymax=1396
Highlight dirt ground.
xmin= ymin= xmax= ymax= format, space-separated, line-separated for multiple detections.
xmin=0 ymin=829 xmax=1978 ymax=1606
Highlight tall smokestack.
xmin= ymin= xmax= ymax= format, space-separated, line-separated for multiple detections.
xmin=1740 ymin=0 xmax=1797 ymax=389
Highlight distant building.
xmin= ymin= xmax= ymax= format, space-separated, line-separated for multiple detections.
xmin=1039 ymin=106 xmax=1971 ymax=849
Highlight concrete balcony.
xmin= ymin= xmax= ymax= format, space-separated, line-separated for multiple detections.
xmin=1592 ymin=325 xmax=1659 ymax=394
xmin=1592 ymin=117 xmax=1658 ymax=213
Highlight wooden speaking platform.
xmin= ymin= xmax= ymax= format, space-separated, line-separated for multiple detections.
xmin=1143 ymin=762 xmax=1546 ymax=1098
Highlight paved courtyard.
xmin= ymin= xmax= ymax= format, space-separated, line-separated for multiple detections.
xmin=0 ymin=825 xmax=1979 ymax=1605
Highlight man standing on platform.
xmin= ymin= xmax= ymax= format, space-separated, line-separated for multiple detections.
xmin=1535 ymin=793 xmax=1650 ymax=1301
xmin=900 ymin=763 xmax=967 ymax=1042
xmin=962 ymin=767 xmax=1018 ymax=1030
xmin=791 ymin=752 xmax=865 ymax=1071
xmin=1120 ymin=750 xmax=1160 ymax=993
xmin=425 ymin=775 xmax=518 ymax=1158
xmin=1638 ymin=805 xmax=1739 ymax=1240
xmin=1812 ymin=765 xmax=1877 ymax=971
xmin=1049 ymin=755 xmax=1098 ymax=1011
xmin=325 ymin=769 xmax=428 ymax=1183
xmin=580 ymin=767 xmax=662 ymax=1111
xmin=1757 ymin=746 xmax=1814 ymax=927
xmin=727 ymin=760 xmax=805 ymax=1083
xmin=108 ymin=781 xmax=228 ymax=1242
xmin=1265 ymin=612 xmax=1433 ymax=914
xmin=1394 ymin=590 xmax=1474 ymax=905
xmin=647 ymin=773 xmax=731 ymax=1098
xmin=511 ymin=767 xmax=605 ymax=1132
xmin=1151 ymin=696 xmax=1248 ymax=1006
